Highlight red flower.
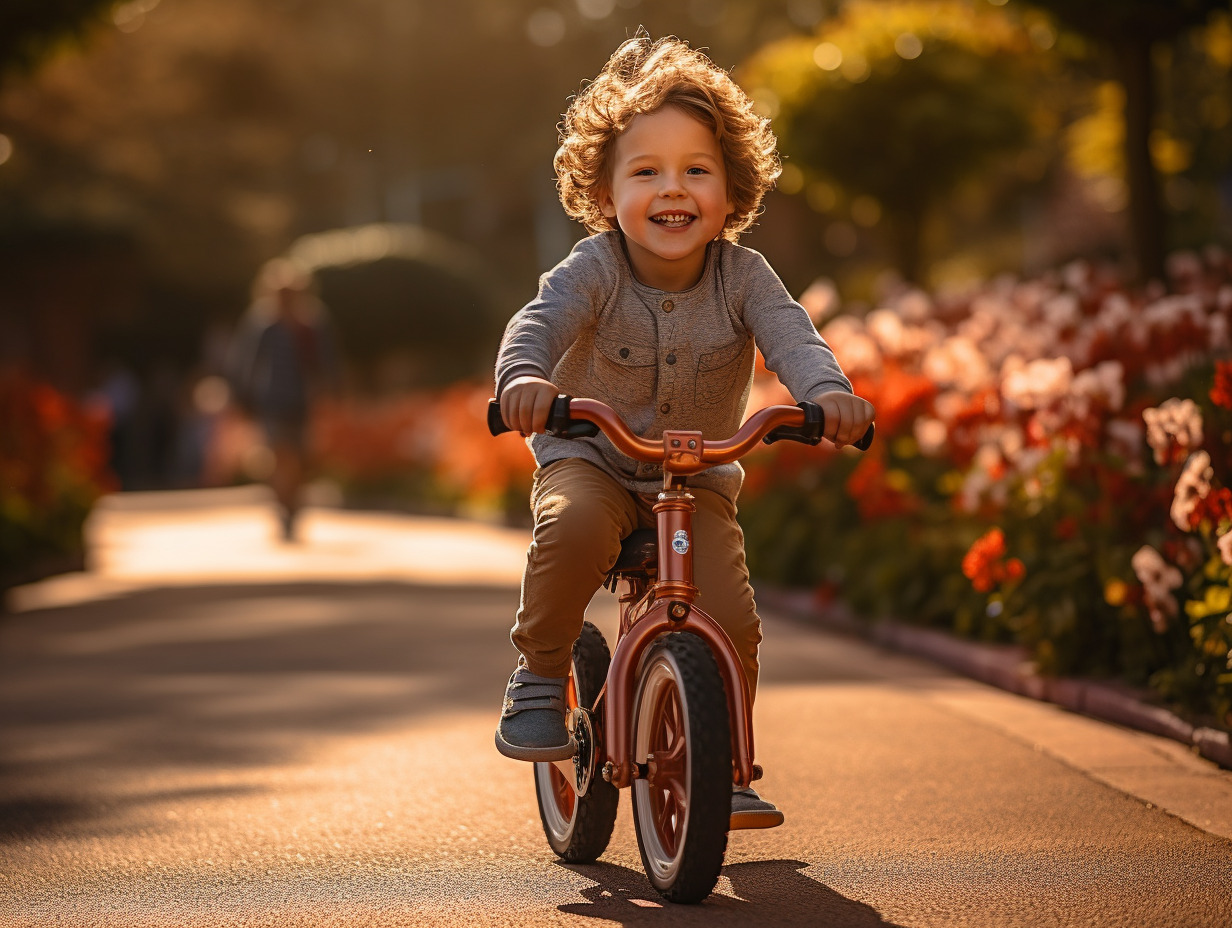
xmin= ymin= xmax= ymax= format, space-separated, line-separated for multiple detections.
xmin=1197 ymin=486 xmax=1232 ymax=528
xmin=848 ymin=361 xmax=937 ymax=439
xmin=962 ymin=527 xmax=1025 ymax=593
xmin=845 ymin=453 xmax=921 ymax=520
xmin=1211 ymin=361 xmax=1232 ymax=410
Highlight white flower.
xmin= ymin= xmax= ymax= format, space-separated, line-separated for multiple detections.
xmin=799 ymin=278 xmax=840 ymax=326
xmin=1144 ymin=293 xmax=1205 ymax=330
xmin=1219 ymin=531 xmax=1232 ymax=568
xmin=866 ymin=309 xmax=906 ymax=355
xmin=914 ymin=417 xmax=948 ymax=457
xmin=1143 ymin=398 xmax=1204 ymax=465
xmin=1001 ymin=356 xmax=1073 ymax=410
xmin=923 ymin=336 xmax=991 ymax=392
xmin=1062 ymin=260 xmax=1091 ymax=293
xmin=1131 ymin=546 xmax=1184 ymax=633
xmin=820 ymin=317 xmax=881 ymax=376
xmin=933 ymin=390 xmax=972 ymax=423
xmin=1166 ymin=250 xmax=1202 ymax=283
xmin=1070 ymin=361 xmax=1126 ymax=417
xmin=1211 ymin=314 xmax=1229 ymax=351
xmin=1217 ymin=285 xmax=1232 ymax=314
xmin=895 ymin=288 xmax=934 ymax=323
xmin=1170 ymin=451 xmax=1213 ymax=531
xmin=1043 ymin=292 xmax=1080 ymax=330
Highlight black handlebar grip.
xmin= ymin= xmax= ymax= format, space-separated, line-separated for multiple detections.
xmin=487 ymin=396 xmax=600 ymax=439
xmin=547 ymin=395 xmax=600 ymax=439
xmin=764 ymin=401 xmax=875 ymax=451
xmin=853 ymin=422 xmax=876 ymax=452
xmin=487 ymin=399 xmax=512 ymax=436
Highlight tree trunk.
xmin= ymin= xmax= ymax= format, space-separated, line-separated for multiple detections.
xmin=1113 ymin=34 xmax=1167 ymax=284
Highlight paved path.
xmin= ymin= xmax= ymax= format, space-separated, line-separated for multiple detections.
xmin=2 ymin=488 xmax=1231 ymax=927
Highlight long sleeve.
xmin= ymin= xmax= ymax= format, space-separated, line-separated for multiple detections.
xmin=732 ymin=248 xmax=852 ymax=401
xmin=494 ymin=238 xmax=615 ymax=398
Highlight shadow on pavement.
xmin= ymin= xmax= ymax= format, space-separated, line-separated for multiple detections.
xmin=0 ymin=580 xmax=522 ymax=839
xmin=557 ymin=858 xmax=907 ymax=926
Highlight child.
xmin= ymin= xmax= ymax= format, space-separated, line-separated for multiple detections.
xmin=493 ymin=34 xmax=874 ymax=828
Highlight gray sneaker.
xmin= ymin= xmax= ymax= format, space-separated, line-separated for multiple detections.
xmin=730 ymin=786 xmax=785 ymax=830
xmin=494 ymin=662 xmax=575 ymax=762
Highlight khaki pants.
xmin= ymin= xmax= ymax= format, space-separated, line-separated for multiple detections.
xmin=512 ymin=458 xmax=763 ymax=699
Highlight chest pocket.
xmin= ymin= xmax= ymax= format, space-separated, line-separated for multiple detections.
xmin=694 ymin=336 xmax=749 ymax=408
xmin=594 ymin=333 xmax=657 ymax=405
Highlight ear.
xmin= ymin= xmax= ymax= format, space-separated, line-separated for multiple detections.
xmin=598 ymin=186 xmax=617 ymax=220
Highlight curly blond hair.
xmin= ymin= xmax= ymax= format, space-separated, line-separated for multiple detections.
xmin=554 ymin=34 xmax=781 ymax=243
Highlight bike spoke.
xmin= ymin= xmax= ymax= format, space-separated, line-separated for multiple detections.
xmin=656 ymin=791 xmax=679 ymax=855
xmin=665 ymin=691 xmax=681 ymax=740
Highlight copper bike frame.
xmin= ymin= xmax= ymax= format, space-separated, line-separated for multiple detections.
xmin=564 ymin=399 xmax=813 ymax=791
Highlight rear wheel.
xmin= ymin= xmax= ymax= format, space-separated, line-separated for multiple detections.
xmin=533 ymin=621 xmax=618 ymax=862
xmin=631 ymin=632 xmax=731 ymax=903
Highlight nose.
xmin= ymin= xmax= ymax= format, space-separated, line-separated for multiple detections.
xmin=659 ymin=171 xmax=686 ymax=197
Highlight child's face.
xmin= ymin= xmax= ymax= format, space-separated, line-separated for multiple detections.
xmin=598 ymin=106 xmax=733 ymax=291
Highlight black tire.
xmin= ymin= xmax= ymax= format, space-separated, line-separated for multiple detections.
xmin=533 ymin=621 xmax=619 ymax=862
xmin=630 ymin=632 xmax=731 ymax=904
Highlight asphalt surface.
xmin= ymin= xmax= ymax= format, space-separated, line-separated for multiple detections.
xmin=2 ymin=487 xmax=1231 ymax=927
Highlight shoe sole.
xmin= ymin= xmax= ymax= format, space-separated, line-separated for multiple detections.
xmin=729 ymin=809 xmax=785 ymax=830
xmin=494 ymin=730 xmax=576 ymax=762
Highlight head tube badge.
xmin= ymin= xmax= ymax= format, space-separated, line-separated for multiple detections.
xmin=671 ymin=529 xmax=690 ymax=555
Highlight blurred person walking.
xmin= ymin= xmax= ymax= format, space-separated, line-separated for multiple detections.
xmin=230 ymin=259 xmax=340 ymax=541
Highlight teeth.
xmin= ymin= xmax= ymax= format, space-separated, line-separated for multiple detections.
xmin=653 ymin=213 xmax=693 ymax=224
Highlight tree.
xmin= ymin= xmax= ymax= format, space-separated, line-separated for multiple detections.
xmin=741 ymin=0 xmax=1041 ymax=283
xmin=1024 ymin=0 xmax=1229 ymax=283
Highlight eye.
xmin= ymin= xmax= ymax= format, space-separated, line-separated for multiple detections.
xmin=633 ymin=168 xmax=656 ymax=177
xmin=686 ymin=167 xmax=709 ymax=175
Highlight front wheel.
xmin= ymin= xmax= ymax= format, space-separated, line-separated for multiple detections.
xmin=533 ymin=621 xmax=618 ymax=862
xmin=631 ymin=632 xmax=731 ymax=904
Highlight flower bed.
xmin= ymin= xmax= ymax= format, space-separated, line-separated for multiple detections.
xmin=0 ymin=370 xmax=116 ymax=589
xmin=739 ymin=250 xmax=1232 ymax=731
xmin=312 ymin=384 xmax=534 ymax=520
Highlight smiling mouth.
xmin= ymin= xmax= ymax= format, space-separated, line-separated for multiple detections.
xmin=651 ymin=212 xmax=695 ymax=228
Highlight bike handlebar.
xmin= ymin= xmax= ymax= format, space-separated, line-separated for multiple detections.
xmin=487 ymin=396 xmax=874 ymax=468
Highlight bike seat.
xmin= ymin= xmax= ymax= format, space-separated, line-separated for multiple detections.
xmin=609 ymin=528 xmax=657 ymax=576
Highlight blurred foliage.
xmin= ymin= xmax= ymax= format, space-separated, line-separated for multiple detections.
xmin=742 ymin=0 xmax=1044 ymax=282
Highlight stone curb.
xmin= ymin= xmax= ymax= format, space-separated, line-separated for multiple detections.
xmin=760 ymin=588 xmax=1232 ymax=772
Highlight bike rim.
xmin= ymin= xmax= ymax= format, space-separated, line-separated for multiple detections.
xmin=535 ymin=673 xmax=579 ymax=838
xmin=633 ymin=655 xmax=690 ymax=880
